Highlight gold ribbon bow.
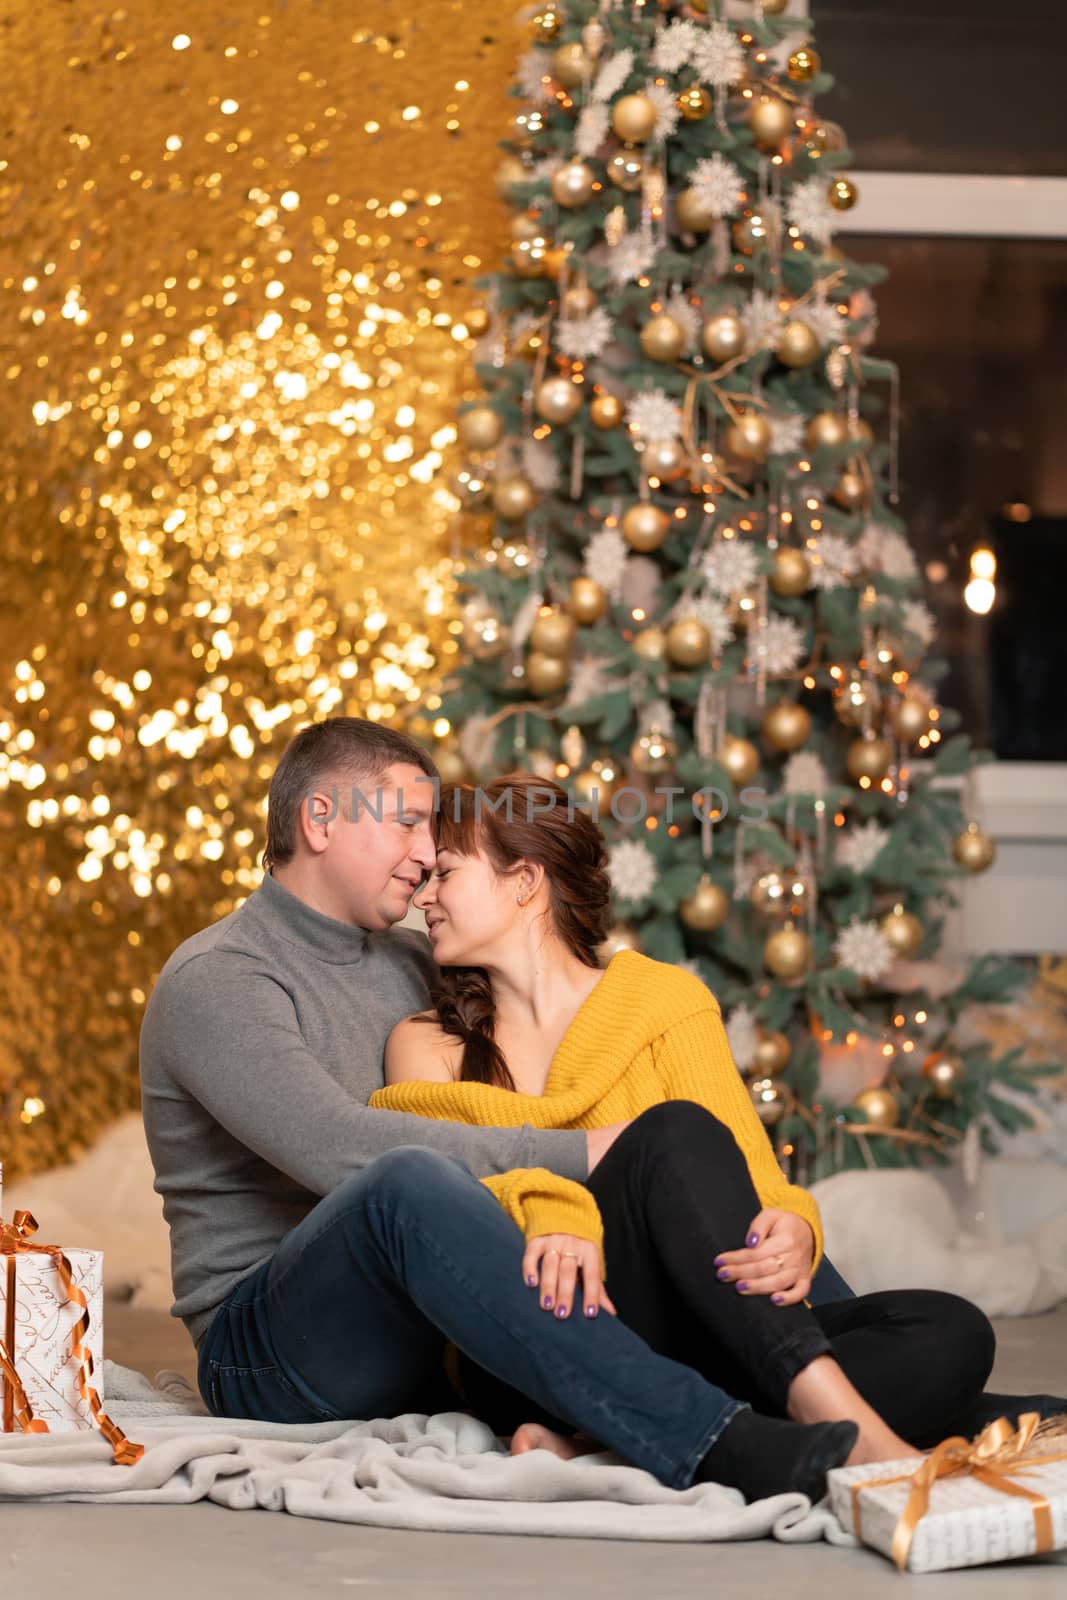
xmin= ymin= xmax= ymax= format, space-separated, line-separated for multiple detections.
xmin=851 ymin=1412 xmax=1067 ymax=1571
xmin=1 ymin=1208 xmax=144 ymax=1466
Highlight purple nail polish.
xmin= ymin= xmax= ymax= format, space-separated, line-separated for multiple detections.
xmin=527 ymin=1275 xmax=538 ymax=1286
xmin=737 ymin=1281 xmax=749 ymax=1293
xmin=585 ymin=1306 xmax=598 ymax=1319
xmin=772 ymin=1293 xmax=785 ymax=1305
xmin=543 ymin=1296 xmax=553 ymax=1310
xmin=555 ymin=1305 xmax=568 ymax=1319
xmin=747 ymin=1233 xmax=760 ymax=1248
xmin=716 ymin=1268 xmax=731 ymax=1281
xmin=713 ymin=1256 xmax=725 ymax=1267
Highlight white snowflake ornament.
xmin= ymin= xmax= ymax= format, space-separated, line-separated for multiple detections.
xmin=694 ymin=23 xmax=747 ymax=88
xmin=652 ymin=19 xmax=701 ymax=74
xmin=768 ymin=412 xmax=807 ymax=457
xmin=557 ymin=307 xmax=615 ymax=361
xmin=809 ymin=533 xmax=862 ymax=592
xmin=609 ymin=838 xmax=660 ymax=903
xmin=755 ymin=614 xmax=806 ymax=676
xmin=742 ymin=290 xmax=783 ymax=351
xmin=901 ymin=599 xmax=937 ymax=648
xmin=726 ymin=1005 xmax=760 ymax=1074
xmin=686 ymin=592 xmax=736 ymax=654
xmin=858 ymin=523 xmax=919 ymax=582
xmin=838 ymin=820 xmax=890 ymax=875
xmin=834 ymin=918 xmax=895 ymax=982
xmin=787 ymin=177 xmax=838 ymax=248
xmin=703 ymin=539 xmax=761 ymax=598
xmin=783 ymin=750 xmax=829 ymax=797
xmin=688 ymin=153 xmax=744 ymax=219
xmin=575 ymin=104 xmax=610 ymax=158
xmin=584 ymin=527 xmax=630 ymax=595
xmin=627 ymin=389 xmax=683 ymax=441
xmin=608 ymin=228 xmax=656 ymax=285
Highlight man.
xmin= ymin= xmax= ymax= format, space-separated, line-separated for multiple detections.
xmin=140 ymin=716 xmax=859 ymax=1501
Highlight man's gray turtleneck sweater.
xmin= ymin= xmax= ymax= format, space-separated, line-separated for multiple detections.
xmin=139 ymin=873 xmax=588 ymax=1351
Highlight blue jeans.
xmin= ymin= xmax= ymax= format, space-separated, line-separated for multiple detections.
xmin=196 ymin=1146 xmax=744 ymax=1488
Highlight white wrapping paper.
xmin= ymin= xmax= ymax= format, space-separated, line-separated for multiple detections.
xmin=829 ymin=1448 xmax=1067 ymax=1574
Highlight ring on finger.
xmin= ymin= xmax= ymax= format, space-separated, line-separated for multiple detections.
xmin=560 ymin=1251 xmax=578 ymax=1259
xmin=775 ymin=1255 xmax=784 ymax=1269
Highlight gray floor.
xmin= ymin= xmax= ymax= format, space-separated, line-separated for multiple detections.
xmin=5 ymin=1300 xmax=1066 ymax=1599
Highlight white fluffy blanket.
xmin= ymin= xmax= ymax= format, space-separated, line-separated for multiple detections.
xmin=0 ymin=1361 xmax=854 ymax=1545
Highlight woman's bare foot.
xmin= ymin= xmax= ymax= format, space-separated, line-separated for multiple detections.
xmin=846 ymin=1427 xmax=924 ymax=1468
xmin=510 ymin=1423 xmax=601 ymax=1460
xmin=788 ymin=1355 xmax=924 ymax=1468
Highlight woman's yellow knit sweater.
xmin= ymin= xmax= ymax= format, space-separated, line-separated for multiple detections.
xmin=369 ymin=950 xmax=822 ymax=1272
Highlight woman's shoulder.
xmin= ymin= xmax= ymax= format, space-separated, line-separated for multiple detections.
xmin=609 ymin=951 xmax=721 ymax=1016
xmin=384 ymin=1011 xmax=463 ymax=1083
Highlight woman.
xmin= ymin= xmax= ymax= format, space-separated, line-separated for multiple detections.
xmin=370 ymin=775 xmax=1000 ymax=1477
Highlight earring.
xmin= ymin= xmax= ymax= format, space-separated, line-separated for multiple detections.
xmin=516 ymin=892 xmax=527 ymax=906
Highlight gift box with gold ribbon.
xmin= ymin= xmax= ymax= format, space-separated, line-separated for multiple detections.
xmin=1 ymin=1166 xmax=142 ymax=1465
xmin=829 ymin=1414 xmax=1067 ymax=1574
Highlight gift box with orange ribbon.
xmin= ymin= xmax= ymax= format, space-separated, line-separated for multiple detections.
xmin=829 ymin=1414 xmax=1067 ymax=1574
xmin=1 ymin=1166 xmax=142 ymax=1465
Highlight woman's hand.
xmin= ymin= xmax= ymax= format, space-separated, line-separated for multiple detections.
xmin=713 ymin=1209 xmax=815 ymax=1306
xmin=523 ymin=1234 xmax=617 ymax=1322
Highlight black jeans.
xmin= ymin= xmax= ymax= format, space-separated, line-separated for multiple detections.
xmin=458 ymin=1102 xmax=997 ymax=1449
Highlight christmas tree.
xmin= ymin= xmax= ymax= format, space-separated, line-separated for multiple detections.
xmin=427 ymin=0 xmax=1055 ymax=1178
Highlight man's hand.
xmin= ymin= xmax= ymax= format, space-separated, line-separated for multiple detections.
xmin=523 ymin=1233 xmax=617 ymax=1321
xmin=713 ymin=1209 xmax=815 ymax=1306
xmin=585 ymin=1121 xmax=631 ymax=1174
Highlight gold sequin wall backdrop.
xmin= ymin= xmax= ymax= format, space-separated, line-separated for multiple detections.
xmin=0 ymin=2 xmax=513 ymax=1176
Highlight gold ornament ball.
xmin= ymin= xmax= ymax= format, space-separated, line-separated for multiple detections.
xmin=770 ymin=547 xmax=811 ymax=598
xmin=457 ymin=405 xmax=502 ymax=452
xmin=510 ymin=108 xmax=547 ymax=148
xmin=922 ymin=1050 xmax=965 ymax=1100
xmin=832 ymin=469 xmax=870 ymax=512
xmin=553 ymin=41 xmax=592 ymax=87
xmin=551 ymin=159 xmax=596 ymax=209
xmin=632 ymin=625 xmax=668 ymax=662
xmin=640 ymin=313 xmax=686 ymax=364
xmin=569 ymin=576 xmax=608 ymax=625
xmin=511 ymin=211 xmax=545 ymax=242
xmin=805 ymin=410 xmax=849 ymax=451
xmin=630 ymin=727 xmax=677 ymax=775
xmin=622 ymin=502 xmax=670 ymax=552
xmin=434 ymin=745 xmax=467 ymax=784
xmin=891 ymin=695 xmax=934 ymax=742
xmin=597 ymin=922 xmax=641 ymax=964
xmin=493 ymin=476 xmax=537 ymax=521
xmin=612 ymin=92 xmax=658 ymax=143
xmin=665 ymin=617 xmax=712 ymax=668
xmin=463 ymin=602 xmax=509 ymax=660
xmin=535 ymin=376 xmax=583 ymax=425
xmin=529 ymin=608 xmax=577 ymax=658
xmin=753 ymin=1030 xmax=791 ymax=1078
xmin=733 ymin=211 xmax=776 ymax=254
xmin=562 ymin=283 xmax=598 ymax=319
xmin=762 ymin=701 xmax=812 ymax=752
xmin=526 ymin=651 xmax=570 ymax=697
xmin=643 ymin=436 xmax=687 ymax=482
xmin=606 ymin=147 xmax=644 ymax=191
xmin=590 ymin=391 xmax=624 ymax=429
xmin=846 ymin=734 xmax=894 ymax=785
xmin=511 ymin=237 xmax=552 ymax=279
xmin=749 ymin=1078 xmax=787 ymax=1127
xmin=701 ymin=310 xmax=747 ymax=364
xmin=788 ymin=45 xmax=822 ymax=83
xmin=750 ymin=870 xmax=790 ymax=918
xmin=677 ymin=84 xmax=712 ymax=122
xmin=721 ymin=734 xmax=760 ymax=786
xmin=853 ymin=1085 xmax=900 ymax=1128
xmin=828 ymin=176 xmax=859 ymax=212
xmin=764 ymin=926 xmax=813 ymax=981
xmin=758 ymin=0 xmax=790 ymax=12
xmin=675 ymin=187 xmax=716 ymax=233
xmin=835 ymin=677 xmax=881 ymax=728
xmin=495 ymin=155 xmax=527 ymax=200
xmin=679 ymin=875 xmax=730 ymax=932
xmin=748 ymin=96 xmax=794 ymax=149
xmin=725 ymin=411 xmax=772 ymax=462
xmin=777 ymin=319 xmax=821 ymax=369
xmin=465 ymin=306 xmax=490 ymax=337
xmin=529 ymin=7 xmax=562 ymax=44
xmin=880 ymin=905 xmax=924 ymax=958
xmin=953 ymin=824 xmax=997 ymax=873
